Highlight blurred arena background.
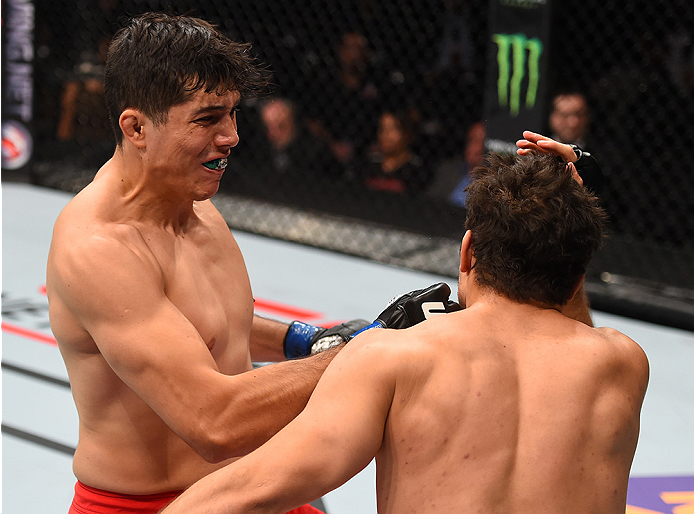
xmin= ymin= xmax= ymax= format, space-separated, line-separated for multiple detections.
xmin=3 ymin=0 xmax=694 ymax=330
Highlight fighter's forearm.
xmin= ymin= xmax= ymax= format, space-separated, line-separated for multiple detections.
xmin=249 ymin=315 xmax=290 ymax=362
xmin=200 ymin=346 xmax=340 ymax=462
xmin=160 ymin=450 xmax=296 ymax=514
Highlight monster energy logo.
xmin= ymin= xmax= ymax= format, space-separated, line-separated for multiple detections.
xmin=492 ymin=33 xmax=543 ymax=116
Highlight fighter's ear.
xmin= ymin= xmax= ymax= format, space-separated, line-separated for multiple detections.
xmin=119 ymin=109 xmax=148 ymax=149
xmin=459 ymin=230 xmax=474 ymax=274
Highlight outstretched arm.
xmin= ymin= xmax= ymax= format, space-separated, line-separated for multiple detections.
xmin=49 ymin=231 xmax=341 ymax=462
xmin=161 ymin=329 xmax=396 ymax=514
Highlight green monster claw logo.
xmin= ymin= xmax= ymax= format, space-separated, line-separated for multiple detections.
xmin=492 ymin=33 xmax=543 ymax=116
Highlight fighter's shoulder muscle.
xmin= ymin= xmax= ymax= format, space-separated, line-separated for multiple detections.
xmin=52 ymin=203 xmax=155 ymax=269
xmin=593 ymin=326 xmax=649 ymax=378
xmin=337 ymin=323 xmax=442 ymax=383
xmin=48 ymin=202 xmax=162 ymax=314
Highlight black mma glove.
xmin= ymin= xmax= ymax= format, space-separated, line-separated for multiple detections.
xmin=283 ymin=319 xmax=371 ymax=359
xmin=285 ymin=283 xmax=461 ymax=358
xmin=570 ymin=144 xmax=604 ymax=195
xmin=375 ymin=282 xmax=462 ymax=328
xmin=348 ymin=282 xmax=463 ymax=339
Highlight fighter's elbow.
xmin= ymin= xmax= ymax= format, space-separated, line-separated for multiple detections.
xmin=187 ymin=422 xmax=255 ymax=463
xmin=192 ymin=439 xmax=231 ymax=463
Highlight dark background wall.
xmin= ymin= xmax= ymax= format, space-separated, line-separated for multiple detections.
xmin=4 ymin=0 xmax=693 ymax=328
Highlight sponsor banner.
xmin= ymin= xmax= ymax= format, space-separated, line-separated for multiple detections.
xmin=627 ymin=476 xmax=694 ymax=513
xmin=483 ymin=0 xmax=551 ymax=153
xmin=2 ymin=0 xmax=35 ymax=172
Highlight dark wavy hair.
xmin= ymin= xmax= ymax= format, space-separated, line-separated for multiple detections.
xmin=104 ymin=12 xmax=271 ymax=144
xmin=465 ymin=153 xmax=607 ymax=306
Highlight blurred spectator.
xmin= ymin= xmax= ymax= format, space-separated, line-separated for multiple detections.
xmin=433 ymin=0 xmax=474 ymax=78
xmin=548 ymin=90 xmax=590 ymax=148
xmin=55 ymin=34 xmax=113 ymax=165
xmin=305 ymin=30 xmax=383 ymax=169
xmin=426 ymin=121 xmax=485 ymax=207
xmin=259 ymin=97 xmax=339 ymax=179
xmin=357 ymin=109 xmax=431 ymax=195
xmin=417 ymin=0 xmax=481 ymax=160
xmin=667 ymin=28 xmax=694 ymax=95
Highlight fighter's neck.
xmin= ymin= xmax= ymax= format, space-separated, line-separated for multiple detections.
xmin=464 ymin=274 xmax=561 ymax=316
xmin=95 ymin=151 xmax=199 ymax=230
xmin=465 ymin=292 xmax=564 ymax=329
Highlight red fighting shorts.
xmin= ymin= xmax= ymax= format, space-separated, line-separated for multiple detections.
xmin=68 ymin=480 xmax=326 ymax=513
xmin=68 ymin=481 xmax=182 ymax=513
xmin=286 ymin=506 xmax=325 ymax=514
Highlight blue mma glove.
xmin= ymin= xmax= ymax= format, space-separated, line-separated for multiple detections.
xmin=349 ymin=282 xmax=463 ymax=338
xmin=284 ymin=319 xmax=371 ymax=359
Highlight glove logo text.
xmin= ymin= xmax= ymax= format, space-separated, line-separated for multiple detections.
xmin=421 ymin=302 xmax=448 ymax=319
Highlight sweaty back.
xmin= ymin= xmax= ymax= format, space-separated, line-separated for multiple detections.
xmin=376 ymin=305 xmax=645 ymax=514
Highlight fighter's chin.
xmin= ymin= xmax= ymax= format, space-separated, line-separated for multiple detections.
xmin=192 ymin=178 xmax=222 ymax=201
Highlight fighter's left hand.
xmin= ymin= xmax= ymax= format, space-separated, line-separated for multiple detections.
xmin=516 ymin=131 xmax=577 ymax=163
xmin=516 ymin=131 xmax=583 ymax=186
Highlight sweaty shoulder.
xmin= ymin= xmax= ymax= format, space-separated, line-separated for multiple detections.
xmin=52 ymin=190 xmax=156 ymax=269
xmin=48 ymin=190 xmax=163 ymax=321
xmin=353 ymin=321 xmax=444 ymax=356
xmin=340 ymin=320 xmax=451 ymax=386
xmin=339 ymin=327 xmax=413 ymax=368
xmin=593 ymin=326 xmax=649 ymax=386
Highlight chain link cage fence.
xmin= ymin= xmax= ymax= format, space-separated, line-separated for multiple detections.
xmin=3 ymin=0 xmax=694 ymax=329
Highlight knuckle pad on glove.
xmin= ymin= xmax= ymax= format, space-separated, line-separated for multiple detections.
xmin=309 ymin=318 xmax=370 ymax=355
xmin=312 ymin=319 xmax=371 ymax=344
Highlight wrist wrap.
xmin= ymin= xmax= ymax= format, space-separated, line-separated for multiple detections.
xmin=344 ymin=320 xmax=383 ymax=341
xmin=283 ymin=321 xmax=322 ymax=359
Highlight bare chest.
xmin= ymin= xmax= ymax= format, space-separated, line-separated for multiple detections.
xmin=147 ymin=228 xmax=254 ymax=362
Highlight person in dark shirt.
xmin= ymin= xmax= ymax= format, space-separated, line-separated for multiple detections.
xmin=359 ymin=109 xmax=431 ymax=195
xmin=305 ymin=30 xmax=383 ymax=170
xmin=259 ymin=97 xmax=339 ymax=181
xmin=427 ymin=120 xmax=486 ymax=207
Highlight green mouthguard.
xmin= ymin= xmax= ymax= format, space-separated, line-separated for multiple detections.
xmin=203 ymin=158 xmax=227 ymax=170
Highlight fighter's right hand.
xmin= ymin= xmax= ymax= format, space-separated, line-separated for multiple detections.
xmin=375 ymin=282 xmax=462 ymax=328
xmin=283 ymin=319 xmax=370 ymax=359
xmin=348 ymin=282 xmax=462 ymax=340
